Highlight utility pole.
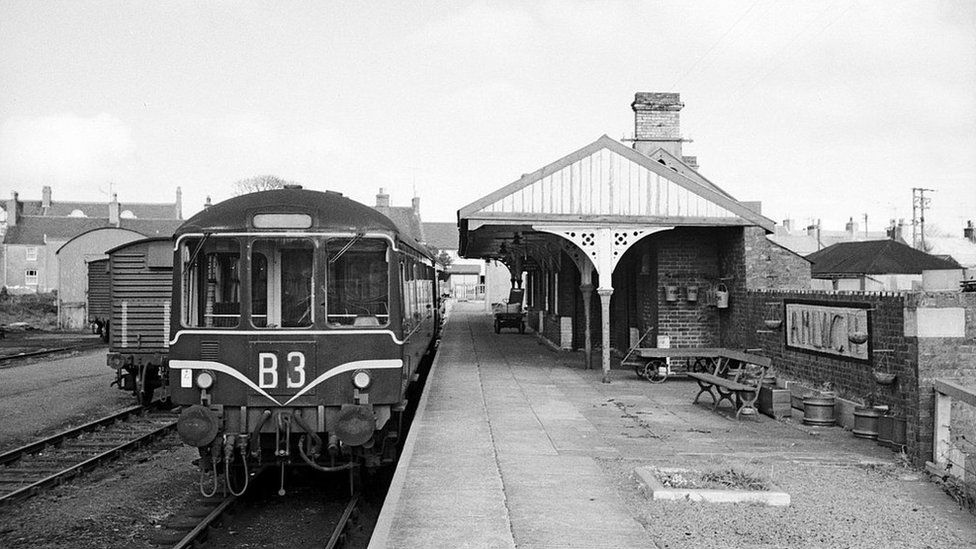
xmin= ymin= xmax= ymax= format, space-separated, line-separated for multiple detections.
xmin=911 ymin=187 xmax=934 ymax=250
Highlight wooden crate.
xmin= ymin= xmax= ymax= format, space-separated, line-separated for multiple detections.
xmin=758 ymin=385 xmax=792 ymax=419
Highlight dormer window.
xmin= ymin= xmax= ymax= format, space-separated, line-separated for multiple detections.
xmin=121 ymin=210 xmax=137 ymax=219
xmin=25 ymin=247 xmax=37 ymax=261
xmin=69 ymin=209 xmax=87 ymax=217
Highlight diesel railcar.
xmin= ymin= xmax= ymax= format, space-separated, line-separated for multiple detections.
xmin=104 ymin=237 xmax=174 ymax=404
xmin=170 ymin=187 xmax=438 ymax=495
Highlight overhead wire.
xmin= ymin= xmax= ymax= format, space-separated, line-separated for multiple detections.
xmin=669 ymin=0 xmax=762 ymax=92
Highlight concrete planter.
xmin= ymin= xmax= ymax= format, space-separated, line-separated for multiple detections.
xmin=635 ymin=467 xmax=790 ymax=507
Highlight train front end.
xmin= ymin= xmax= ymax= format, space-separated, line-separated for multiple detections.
xmin=168 ymin=189 xmax=423 ymax=495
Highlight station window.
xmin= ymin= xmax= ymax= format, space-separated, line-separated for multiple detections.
xmin=24 ymin=269 xmax=38 ymax=285
xmin=251 ymin=238 xmax=315 ymax=328
xmin=180 ymin=237 xmax=241 ymax=328
xmin=25 ymin=247 xmax=37 ymax=261
xmin=326 ymin=238 xmax=388 ymax=326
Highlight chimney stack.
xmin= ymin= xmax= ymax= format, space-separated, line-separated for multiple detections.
xmin=5 ymin=192 xmax=19 ymax=226
xmin=375 ymin=188 xmax=390 ymax=209
xmin=411 ymin=195 xmax=421 ymax=214
xmin=845 ymin=217 xmax=858 ymax=239
xmin=109 ymin=193 xmax=120 ymax=226
xmin=887 ymin=218 xmax=905 ymax=241
xmin=631 ymin=92 xmax=685 ymax=158
xmin=203 ymin=196 xmax=212 ymax=209
xmin=965 ymin=220 xmax=975 ymax=243
xmin=175 ymin=186 xmax=183 ymax=219
xmin=42 ymin=186 xmax=52 ymax=212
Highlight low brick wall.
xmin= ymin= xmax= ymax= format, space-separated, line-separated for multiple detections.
xmin=723 ymin=289 xmax=976 ymax=467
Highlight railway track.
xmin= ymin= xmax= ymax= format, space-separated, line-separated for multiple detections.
xmin=157 ymin=482 xmax=361 ymax=549
xmin=0 ymin=404 xmax=178 ymax=504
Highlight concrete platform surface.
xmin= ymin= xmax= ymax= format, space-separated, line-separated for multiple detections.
xmin=369 ymin=303 xmax=976 ymax=549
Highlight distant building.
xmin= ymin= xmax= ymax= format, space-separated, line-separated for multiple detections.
xmin=371 ymin=189 xmax=510 ymax=302
xmin=807 ymin=239 xmax=960 ymax=291
xmin=1 ymin=186 xmax=183 ymax=294
xmin=769 ymin=217 xmax=897 ymax=256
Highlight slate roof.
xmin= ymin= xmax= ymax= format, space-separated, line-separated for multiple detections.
xmin=379 ymin=206 xmax=425 ymax=243
xmin=769 ymin=230 xmax=892 ymax=257
xmin=3 ymin=216 xmax=183 ymax=245
xmin=423 ymin=222 xmax=459 ymax=251
xmin=922 ymin=236 xmax=976 ymax=268
xmin=19 ymin=199 xmax=178 ymax=219
xmin=806 ymin=239 xmax=960 ymax=277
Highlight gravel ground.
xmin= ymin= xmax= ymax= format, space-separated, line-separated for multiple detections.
xmin=0 ymin=349 xmax=133 ymax=453
xmin=0 ymin=434 xmax=200 ymax=549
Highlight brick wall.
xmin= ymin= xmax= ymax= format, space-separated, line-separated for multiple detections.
xmin=724 ymin=289 xmax=976 ymax=467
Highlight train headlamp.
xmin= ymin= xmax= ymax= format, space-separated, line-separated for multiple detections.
xmin=352 ymin=370 xmax=372 ymax=390
xmin=195 ymin=371 xmax=215 ymax=390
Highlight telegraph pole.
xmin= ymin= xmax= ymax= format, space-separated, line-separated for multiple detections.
xmin=911 ymin=187 xmax=934 ymax=250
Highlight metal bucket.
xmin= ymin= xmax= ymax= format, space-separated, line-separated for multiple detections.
xmin=802 ymin=394 xmax=836 ymax=426
xmin=715 ymin=284 xmax=729 ymax=308
xmin=852 ymin=406 xmax=883 ymax=439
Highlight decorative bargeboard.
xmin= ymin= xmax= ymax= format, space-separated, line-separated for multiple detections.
xmin=784 ymin=301 xmax=870 ymax=362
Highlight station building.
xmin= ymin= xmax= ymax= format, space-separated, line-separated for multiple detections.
xmin=458 ymin=92 xmax=810 ymax=379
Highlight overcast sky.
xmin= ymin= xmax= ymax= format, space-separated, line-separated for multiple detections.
xmin=1 ymin=1 xmax=973 ymax=234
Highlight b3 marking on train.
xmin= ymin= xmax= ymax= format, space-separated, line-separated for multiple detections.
xmin=257 ymin=351 xmax=307 ymax=389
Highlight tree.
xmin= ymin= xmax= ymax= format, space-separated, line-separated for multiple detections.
xmin=232 ymin=175 xmax=295 ymax=196
xmin=435 ymin=250 xmax=454 ymax=270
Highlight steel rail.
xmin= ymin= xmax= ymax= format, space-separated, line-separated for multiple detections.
xmin=326 ymin=495 xmax=360 ymax=549
xmin=0 ymin=407 xmax=177 ymax=505
xmin=0 ymin=405 xmax=146 ymax=467
xmin=170 ymin=495 xmax=238 ymax=549
xmin=0 ymin=341 xmax=106 ymax=365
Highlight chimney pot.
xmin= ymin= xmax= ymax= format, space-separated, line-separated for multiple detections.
xmin=964 ymin=220 xmax=976 ymax=243
xmin=375 ymin=188 xmax=390 ymax=209
xmin=109 ymin=193 xmax=120 ymax=226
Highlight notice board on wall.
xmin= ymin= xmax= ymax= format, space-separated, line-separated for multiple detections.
xmin=784 ymin=300 xmax=870 ymax=362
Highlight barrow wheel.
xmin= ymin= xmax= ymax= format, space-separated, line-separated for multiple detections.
xmin=641 ymin=359 xmax=668 ymax=384
xmin=691 ymin=357 xmax=711 ymax=374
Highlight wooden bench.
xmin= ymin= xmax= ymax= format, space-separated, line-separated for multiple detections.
xmin=632 ymin=347 xmax=772 ymax=420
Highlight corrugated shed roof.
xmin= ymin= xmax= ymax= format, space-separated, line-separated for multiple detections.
xmin=3 ymin=216 xmax=183 ymax=245
xmin=423 ymin=222 xmax=458 ymax=250
xmin=807 ymin=239 xmax=960 ymax=277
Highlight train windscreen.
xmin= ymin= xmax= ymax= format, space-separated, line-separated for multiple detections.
xmin=326 ymin=238 xmax=389 ymax=327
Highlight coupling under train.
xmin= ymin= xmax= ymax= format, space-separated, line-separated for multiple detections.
xmin=105 ymin=187 xmax=441 ymax=494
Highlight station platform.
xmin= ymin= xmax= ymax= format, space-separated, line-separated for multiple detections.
xmin=369 ymin=302 xmax=976 ymax=549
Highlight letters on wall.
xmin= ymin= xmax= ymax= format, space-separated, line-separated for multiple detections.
xmin=784 ymin=300 xmax=870 ymax=362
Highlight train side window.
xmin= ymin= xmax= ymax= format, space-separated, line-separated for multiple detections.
xmin=326 ymin=238 xmax=389 ymax=327
xmin=180 ymin=238 xmax=241 ymax=328
xmin=251 ymin=239 xmax=315 ymax=329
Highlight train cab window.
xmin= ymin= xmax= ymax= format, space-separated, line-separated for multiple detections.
xmin=326 ymin=238 xmax=389 ymax=327
xmin=251 ymin=239 xmax=315 ymax=328
xmin=180 ymin=238 xmax=241 ymax=328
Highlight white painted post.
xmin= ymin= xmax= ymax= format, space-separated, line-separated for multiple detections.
xmin=934 ymin=389 xmax=951 ymax=468
xmin=598 ymin=287 xmax=613 ymax=383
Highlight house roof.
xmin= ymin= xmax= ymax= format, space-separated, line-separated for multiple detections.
xmin=423 ymin=222 xmax=459 ymax=251
xmin=379 ymin=206 xmax=425 ymax=243
xmin=3 ymin=216 xmax=184 ymax=245
xmin=769 ymin=230 xmax=893 ymax=257
xmin=19 ymin=199 xmax=178 ymax=219
xmin=806 ymin=239 xmax=960 ymax=277
xmin=922 ymin=236 xmax=976 ymax=268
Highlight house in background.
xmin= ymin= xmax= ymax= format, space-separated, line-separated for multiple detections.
xmin=769 ymin=217 xmax=894 ymax=256
xmin=807 ymin=239 xmax=960 ymax=291
xmin=0 ymin=186 xmax=183 ymax=293
xmin=372 ymin=189 xmax=511 ymax=304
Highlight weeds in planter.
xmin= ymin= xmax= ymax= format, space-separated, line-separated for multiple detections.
xmin=657 ymin=468 xmax=770 ymax=491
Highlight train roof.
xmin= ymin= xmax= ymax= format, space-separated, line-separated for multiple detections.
xmin=176 ymin=188 xmax=401 ymax=236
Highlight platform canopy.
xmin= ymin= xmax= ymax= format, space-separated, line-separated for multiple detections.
xmin=458 ymin=135 xmax=776 ymax=382
xmin=458 ymin=135 xmax=775 ymax=268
